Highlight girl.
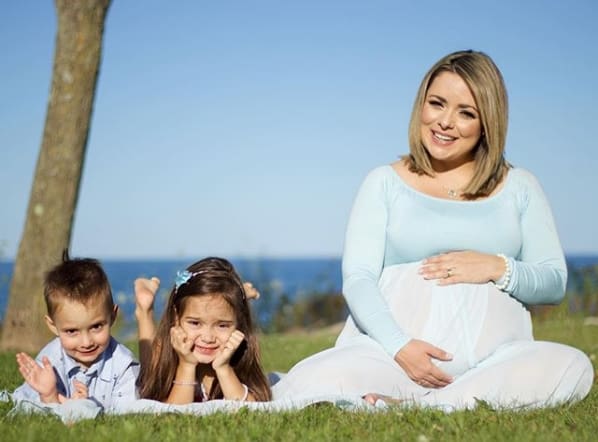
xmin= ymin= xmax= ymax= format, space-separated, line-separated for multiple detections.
xmin=136 ymin=257 xmax=271 ymax=403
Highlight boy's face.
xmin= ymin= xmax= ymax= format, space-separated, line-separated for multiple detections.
xmin=45 ymin=297 xmax=117 ymax=369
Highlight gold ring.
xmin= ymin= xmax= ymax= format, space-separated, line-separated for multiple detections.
xmin=446 ymin=267 xmax=454 ymax=278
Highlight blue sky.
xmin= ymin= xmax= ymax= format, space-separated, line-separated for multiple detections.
xmin=1 ymin=0 xmax=597 ymax=259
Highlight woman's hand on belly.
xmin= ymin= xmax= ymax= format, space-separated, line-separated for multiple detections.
xmin=420 ymin=251 xmax=505 ymax=286
xmin=394 ymin=339 xmax=454 ymax=388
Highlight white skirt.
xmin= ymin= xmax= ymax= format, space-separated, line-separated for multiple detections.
xmin=272 ymin=262 xmax=593 ymax=409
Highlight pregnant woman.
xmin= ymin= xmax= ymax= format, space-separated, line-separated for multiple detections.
xmin=272 ymin=50 xmax=593 ymax=410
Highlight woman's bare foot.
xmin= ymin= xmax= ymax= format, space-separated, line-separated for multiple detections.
xmin=363 ymin=393 xmax=403 ymax=406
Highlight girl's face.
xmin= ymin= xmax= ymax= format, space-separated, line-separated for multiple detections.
xmin=420 ymin=71 xmax=482 ymax=168
xmin=178 ymin=294 xmax=238 ymax=364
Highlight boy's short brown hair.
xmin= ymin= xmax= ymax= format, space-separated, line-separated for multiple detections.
xmin=44 ymin=250 xmax=114 ymax=318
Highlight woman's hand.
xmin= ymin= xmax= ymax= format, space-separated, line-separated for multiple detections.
xmin=212 ymin=330 xmax=245 ymax=371
xmin=170 ymin=325 xmax=198 ymax=366
xmin=420 ymin=251 xmax=505 ymax=285
xmin=16 ymin=353 xmax=59 ymax=402
xmin=394 ymin=339 xmax=453 ymax=388
xmin=134 ymin=277 xmax=160 ymax=314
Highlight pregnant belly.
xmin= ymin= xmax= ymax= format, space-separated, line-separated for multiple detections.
xmin=379 ymin=262 xmax=532 ymax=377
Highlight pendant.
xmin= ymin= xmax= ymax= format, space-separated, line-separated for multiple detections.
xmin=447 ymin=189 xmax=459 ymax=199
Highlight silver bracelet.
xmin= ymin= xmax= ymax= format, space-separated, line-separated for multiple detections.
xmin=172 ymin=379 xmax=198 ymax=386
xmin=494 ymin=253 xmax=511 ymax=291
xmin=238 ymin=383 xmax=249 ymax=401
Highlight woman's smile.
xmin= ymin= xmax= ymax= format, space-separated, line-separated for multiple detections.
xmin=431 ymin=130 xmax=457 ymax=144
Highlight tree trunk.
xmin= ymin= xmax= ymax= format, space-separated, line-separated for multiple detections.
xmin=1 ymin=0 xmax=111 ymax=352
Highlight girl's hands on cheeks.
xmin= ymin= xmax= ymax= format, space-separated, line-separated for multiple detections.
xmin=394 ymin=339 xmax=453 ymax=389
xmin=16 ymin=353 xmax=59 ymax=403
xmin=212 ymin=330 xmax=245 ymax=371
xmin=170 ymin=324 xmax=198 ymax=366
xmin=420 ymin=251 xmax=505 ymax=285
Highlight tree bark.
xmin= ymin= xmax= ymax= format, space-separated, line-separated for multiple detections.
xmin=1 ymin=0 xmax=111 ymax=351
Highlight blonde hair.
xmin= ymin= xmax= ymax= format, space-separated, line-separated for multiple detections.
xmin=405 ymin=50 xmax=510 ymax=198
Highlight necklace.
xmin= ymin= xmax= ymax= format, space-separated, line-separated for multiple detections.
xmin=201 ymin=382 xmax=208 ymax=399
xmin=430 ymin=168 xmax=470 ymax=200
xmin=439 ymin=183 xmax=462 ymax=199
xmin=445 ymin=187 xmax=460 ymax=199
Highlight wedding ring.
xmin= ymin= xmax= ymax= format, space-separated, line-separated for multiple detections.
xmin=446 ymin=267 xmax=455 ymax=278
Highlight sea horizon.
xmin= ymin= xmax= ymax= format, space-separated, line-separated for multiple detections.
xmin=1 ymin=254 xmax=597 ymax=337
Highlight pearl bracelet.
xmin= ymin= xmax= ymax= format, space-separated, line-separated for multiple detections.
xmin=494 ymin=253 xmax=511 ymax=291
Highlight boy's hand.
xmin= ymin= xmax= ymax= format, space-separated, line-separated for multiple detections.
xmin=16 ymin=353 xmax=59 ymax=403
xmin=170 ymin=325 xmax=198 ymax=366
xmin=212 ymin=330 xmax=245 ymax=370
xmin=57 ymin=379 xmax=88 ymax=403
xmin=70 ymin=380 xmax=89 ymax=400
xmin=243 ymin=282 xmax=260 ymax=300
xmin=135 ymin=277 xmax=160 ymax=314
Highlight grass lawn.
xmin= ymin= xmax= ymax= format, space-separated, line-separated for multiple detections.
xmin=0 ymin=316 xmax=597 ymax=441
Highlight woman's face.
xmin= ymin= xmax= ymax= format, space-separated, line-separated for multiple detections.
xmin=420 ymin=71 xmax=482 ymax=168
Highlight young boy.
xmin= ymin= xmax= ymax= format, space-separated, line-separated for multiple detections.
xmin=12 ymin=251 xmax=139 ymax=412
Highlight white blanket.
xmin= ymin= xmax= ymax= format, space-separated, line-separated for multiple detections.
xmin=4 ymin=392 xmax=386 ymax=424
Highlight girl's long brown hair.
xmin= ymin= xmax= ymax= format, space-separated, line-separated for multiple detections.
xmin=137 ymin=257 xmax=272 ymax=402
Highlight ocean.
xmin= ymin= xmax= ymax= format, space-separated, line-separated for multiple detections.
xmin=1 ymin=255 xmax=596 ymax=333
xmin=0 ymin=257 xmax=342 ymax=332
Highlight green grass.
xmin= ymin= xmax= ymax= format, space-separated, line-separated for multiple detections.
xmin=0 ymin=317 xmax=597 ymax=441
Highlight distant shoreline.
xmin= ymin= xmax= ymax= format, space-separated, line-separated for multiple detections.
xmin=1 ymin=255 xmax=596 ymax=340
xmin=1 ymin=253 xmax=597 ymax=263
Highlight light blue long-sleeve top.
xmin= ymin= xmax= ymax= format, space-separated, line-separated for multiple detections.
xmin=342 ymin=165 xmax=567 ymax=358
xmin=12 ymin=336 xmax=139 ymax=412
